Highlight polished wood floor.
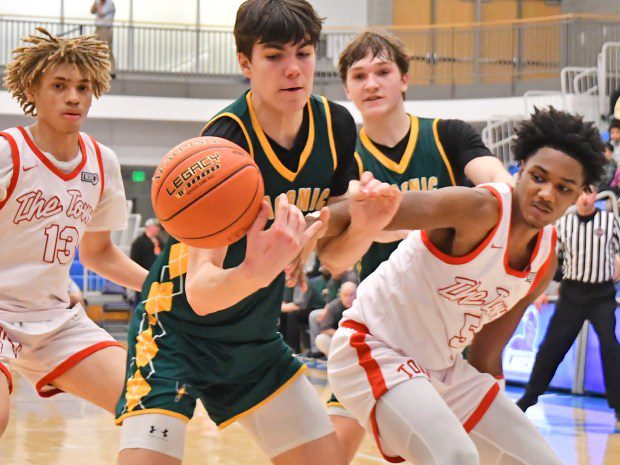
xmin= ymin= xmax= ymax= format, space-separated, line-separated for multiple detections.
xmin=0 ymin=367 xmax=618 ymax=464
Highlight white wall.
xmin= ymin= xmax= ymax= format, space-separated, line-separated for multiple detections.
xmin=0 ymin=90 xmax=527 ymax=166
xmin=0 ymin=0 xmax=367 ymax=27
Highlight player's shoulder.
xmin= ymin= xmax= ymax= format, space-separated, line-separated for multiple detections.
xmin=82 ymin=134 xmax=122 ymax=172
xmin=435 ymin=118 xmax=476 ymax=136
xmin=322 ymin=98 xmax=353 ymax=119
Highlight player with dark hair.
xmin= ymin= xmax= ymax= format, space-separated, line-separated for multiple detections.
xmin=320 ymin=107 xmax=605 ymax=464
xmin=114 ymin=1 xmax=365 ymax=464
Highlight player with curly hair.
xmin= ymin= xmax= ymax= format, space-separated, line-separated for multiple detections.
xmin=0 ymin=27 xmax=147 ymax=437
xmin=321 ymin=107 xmax=605 ymax=464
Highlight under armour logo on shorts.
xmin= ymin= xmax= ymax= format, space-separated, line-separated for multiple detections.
xmin=149 ymin=425 xmax=169 ymax=439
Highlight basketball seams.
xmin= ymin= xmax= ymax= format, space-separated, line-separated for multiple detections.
xmin=161 ymin=163 xmax=259 ymax=223
xmin=176 ymin=171 xmax=263 ymax=241
xmin=153 ymin=143 xmax=246 ymax=205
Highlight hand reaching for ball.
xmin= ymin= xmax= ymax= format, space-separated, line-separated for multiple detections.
xmin=243 ymin=194 xmax=324 ymax=288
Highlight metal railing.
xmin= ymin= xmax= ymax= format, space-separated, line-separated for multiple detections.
xmin=1 ymin=14 xmax=619 ymax=83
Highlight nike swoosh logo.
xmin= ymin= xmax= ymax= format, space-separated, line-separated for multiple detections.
xmin=22 ymin=165 xmax=37 ymax=172
xmin=491 ymin=244 xmax=502 ymax=249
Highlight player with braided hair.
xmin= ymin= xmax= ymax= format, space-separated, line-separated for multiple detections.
xmin=0 ymin=28 xmax=147 ymax=437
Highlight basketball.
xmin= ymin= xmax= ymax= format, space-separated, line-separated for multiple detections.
xmin=151 ymin=136 xmax=264 ymax=248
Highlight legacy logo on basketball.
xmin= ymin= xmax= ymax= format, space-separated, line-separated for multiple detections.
xmin=166 ymin=154 xmax=221 ymax=198
xmin=81 ymin=172 xmax=99 ymax=185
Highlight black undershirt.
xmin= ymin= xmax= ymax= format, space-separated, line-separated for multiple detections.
xmin=370 ymin=119 xmax=493 ymax=186
xmin=202 ymin=100 xmax=358 ymax=197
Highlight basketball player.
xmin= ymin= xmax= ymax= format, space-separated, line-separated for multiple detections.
xmin=114 ymin=2 xmax=369 ymax=464
xmin=322 ymin=107 xmax=605 ymax=464
xmin=325 ymin=30 xmax=514 ymax=462
xmin=0 ymin=28 xmax=148 ymax=437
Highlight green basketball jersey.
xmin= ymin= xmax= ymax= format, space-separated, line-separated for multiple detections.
xmin=356 ymin=115 xmax=456 ymax=280
xmin=141 ymin=90 xmax=339 ymax=346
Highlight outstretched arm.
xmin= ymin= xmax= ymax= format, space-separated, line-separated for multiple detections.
xmin=467 ymin=253 xmax=558 ymax=377
xmin=322 ymin=174 xmax=499 ymax=243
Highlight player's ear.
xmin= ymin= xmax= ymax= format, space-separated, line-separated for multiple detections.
xmin=24 ymin=85 xmax=37 ymax=104
xmin=400 ymin=70 xmax=409 ymax=93
xmin=238 ymin=52 xmax=252 ymax=79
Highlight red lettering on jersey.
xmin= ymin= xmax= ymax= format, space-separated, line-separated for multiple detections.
xmin=13 ymin=190 xmax=63 ymax=224
xmin=449 ymin=313 xmax=483 ymax=348
xmin=481 ymin=287 xmax=510 ymax=320
xmin=66 ymin=189 xmax=94 ymax=224
xmin=438 ymin=277 xmax=488 ymax=306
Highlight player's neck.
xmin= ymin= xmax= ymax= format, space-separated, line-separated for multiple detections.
xmin=509 ymin=195 xmax=542 ymax=248
xmin=251 ymin=93 xmax=303 ymax=150
xmin=363 ymin=109 xmax=410 ymax=148
xmin=29 ymin=122 xmax=80 ymax=162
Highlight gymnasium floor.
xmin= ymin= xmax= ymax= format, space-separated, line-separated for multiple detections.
xmin=1 ymin=366 xmax=618 ymax=465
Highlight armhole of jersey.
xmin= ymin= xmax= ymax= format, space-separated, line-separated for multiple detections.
xmin=201 ymin=113 xmax=254 ymax=159
xmin=421 ymin=184 xmax=504 ymax=265
xmin=88 ymin=135 xmax=106 ymax=199
xmin=353 ymin=151 xmax=364 ymax=178
xmin=0 ymin=132 xmax=20 ymax=211
xmin=432 ymin=119 xmax=457 ymax=186
xmin=320 ymin=96 xmax=338 ymax=171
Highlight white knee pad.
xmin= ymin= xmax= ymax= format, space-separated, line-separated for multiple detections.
xmin=237 ymin=376 xmax=334 ymax=458
xmin=119 ymin=413 xmax=187 ymax=461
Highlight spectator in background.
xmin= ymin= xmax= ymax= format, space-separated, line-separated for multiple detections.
xmin=517 ymin=186 xmax=620 ymax=423
xmin=598 ymin=141 xmax=618 ymax=193
xmin=307 ymin=281 xmax=357 ymax=359
xmin=609 ymin=118 xmax=620 ymax=163
xmin=91 ymin=0 xmax=116 ymax=77
xmin=130 ymin=218 xmax=162 ymax=301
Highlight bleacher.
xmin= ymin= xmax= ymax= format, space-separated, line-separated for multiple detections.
xmin=482 ymin=41 xmax=620 ymax=168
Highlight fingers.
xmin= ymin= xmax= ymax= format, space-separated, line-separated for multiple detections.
xmin=274 ymin=193 xmax=289 ymax=223
xmin=300 ymin=220 xmax=324 ymax=247
xmin=247 ymin=201 xmax=270 ymax=236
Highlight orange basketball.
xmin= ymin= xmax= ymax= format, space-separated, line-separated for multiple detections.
xmin=151 ymin=136 xmax=264 ymax=248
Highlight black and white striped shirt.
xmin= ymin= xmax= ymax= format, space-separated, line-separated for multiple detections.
xmin=556 ymin=209 xmax=620 ymax=283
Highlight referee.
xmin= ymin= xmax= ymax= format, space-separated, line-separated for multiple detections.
xmin=517 ymin=186 xmax=620 ymax=422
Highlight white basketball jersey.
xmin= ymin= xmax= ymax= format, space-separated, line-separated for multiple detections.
xmin=0 ymin=127 xmax=105 ymax=320
xmin=342 ymin=183 xmax=557 ymax=370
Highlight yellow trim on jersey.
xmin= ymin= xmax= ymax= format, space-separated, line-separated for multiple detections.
xmin=115 ymin=408 xmax=191 ymax=425
xmin=359 ymin=114 xmax=419 ymax=174
xmin=201 ymin=112 xmax=255 ymax=159
xmin=246 ymin=91 xmax=315 ymax=182
xmin=326 ymin=401 xmax=344 ymax=408
xmin=353 ymin=151 xmax=364 ymax=178
xmin=320 ymin=95 xmax=338 ymax=171
xmin=432 ymin=118 xmax=457 ymax=186
xmin=217 ymin=365 xmax=307 ymax=430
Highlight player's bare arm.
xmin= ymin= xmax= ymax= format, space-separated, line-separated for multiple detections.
xmin=322 ymin=177 xmax=500 ymax=267
xmin=318 ymin=172 xmax=402 ymax=275
xmin=464 ymin=156 xmax=515 ymax=186
xmin=187 ymin=195 xmax=323 ymax=316
xmin=467 ymin=252 xmax=558 ymax=377
xmin=79 ymin=230 xmax=148 ymax=291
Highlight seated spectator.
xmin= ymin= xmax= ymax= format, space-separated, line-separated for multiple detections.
xmin=610 ymin=119 xmax=620 ymax=163
xmin=281 ymin=270 xmax=329 ymax=353
xmin=307 ymin=281 xmax=357 ymax=359
xmin=598 ymin=142 xmax=618 ymax=193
